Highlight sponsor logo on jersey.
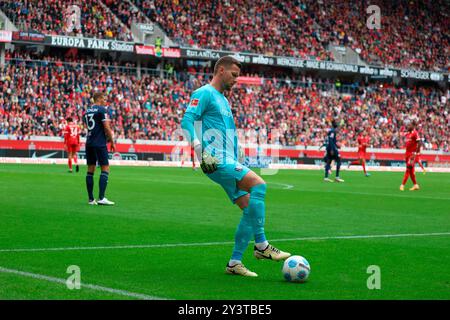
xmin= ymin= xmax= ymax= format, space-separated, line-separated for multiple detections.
xmin=189 ymin=99 xmax=199 ymax=107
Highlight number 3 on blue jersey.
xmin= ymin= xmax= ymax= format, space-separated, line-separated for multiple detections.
xmin=86 ymin=113 xmax=95 ymax=130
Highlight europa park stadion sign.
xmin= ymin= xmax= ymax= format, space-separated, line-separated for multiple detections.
xmin=47 ymin=35 xmax=134 ymax=52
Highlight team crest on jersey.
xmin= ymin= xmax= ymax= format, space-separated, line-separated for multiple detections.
xmin=190 ymin=99 xmax=199 ymax=107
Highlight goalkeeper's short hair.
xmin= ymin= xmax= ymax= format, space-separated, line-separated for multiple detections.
xmin=214 ymin=56 xmax=242 ymax=75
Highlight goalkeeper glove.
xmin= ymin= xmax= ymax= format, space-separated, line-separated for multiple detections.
xmin=200 ymin=151 xmax=219 ymax=174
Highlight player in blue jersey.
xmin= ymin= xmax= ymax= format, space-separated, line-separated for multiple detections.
xmin=323 ymin=120 xmax=344 ymax=182
xmin=83 ymin=92 xmax=115 ymax=205
xmin=181 ymin=56 xmax=291 ymax=277
xmin=319 ymin=135 xmax=332 ymax=176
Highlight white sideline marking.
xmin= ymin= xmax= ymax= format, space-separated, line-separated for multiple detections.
xmin=113 ymin=176 xmax=294 ymax=190
xmin=270 ymin=182 xmax=294 ymax=190
xmin=0 ymin=266 xmax=166 ymax=300
xmin=0 ymin=232 xmax=449 ymax=253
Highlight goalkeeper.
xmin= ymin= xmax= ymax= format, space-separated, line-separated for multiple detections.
xmin=181 ymin=56 xmax=290 ymax=277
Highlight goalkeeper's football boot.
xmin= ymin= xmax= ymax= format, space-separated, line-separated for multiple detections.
xmin=335 ymin=177 xmax=345 ymax=183
xmin=225 ymin=263 xmax=258 ymax=277
xmin=254 ymin=244 xmax=291 ymax=261
xmin=98 ymin=198 xmax=115 ymax=205
xmin=409 ymin=184 xmax=420 ymax=191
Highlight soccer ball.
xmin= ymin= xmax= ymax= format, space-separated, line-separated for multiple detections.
xmin=282 ymin=255 xmax=311 ymax=283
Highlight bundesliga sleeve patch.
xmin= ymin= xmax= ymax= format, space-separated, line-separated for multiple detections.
xmin=189 ymin=99 xmax=199 ymax=107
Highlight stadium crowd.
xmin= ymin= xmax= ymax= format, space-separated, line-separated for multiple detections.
xmin=1 ymin=0 xmax=447 ymax=71
xmin=304 ymin=0 xmax=449 ymax=71
xmin=0 ymin=53 xmax=448 ymax=151
xmin=103 ymin=0 xmax=150 ymax=31
xmin=132 ymin=0 xmax=448 ymax=71
xmin=0 ymin=0 xmax=134 ymax=41
xmin=232 ymin=80 xmax=448 ymax=151
xmin=131 ymin=0 xmax=334 ymax=60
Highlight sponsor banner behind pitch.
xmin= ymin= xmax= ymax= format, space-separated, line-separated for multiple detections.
xmin=0 ymin=147 xmax=438 ymax=168
xmin=180 ymin=47 xmax=446 ymax=82
xmin=135 ymin=45 xmax=181 ymax=58
xmin=0 ymin=148 xmax=164 ymax=161
xmin=181 ymin=47 xmax=275 ymax=66
xmin=1 ymin=139 xmax=449 ymax=167
xmin=236 ymin=76 xmax=263 ymax=85
xmin=46 ymin=35 xmax=134 ymax=52
xmin=11 ymin=31 xmax=46 ymax=43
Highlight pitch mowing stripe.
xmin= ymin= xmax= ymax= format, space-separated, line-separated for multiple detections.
xmin=0 ymin=266 xmax=167 ymax=300
xmin=298 ymin=189 xmax=450 ymax=201
xmin=0 ymin=232 xmax=449 ymax=253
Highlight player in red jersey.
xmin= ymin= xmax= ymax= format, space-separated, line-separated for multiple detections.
xmin=179 ymin=134 xmax=196 ymax=170
xmin=190 ymin=145 xmax=196 ymax=170
xmin=64 ymin=117 xmax=81 ymax=173
xmin=348 ymin=129 xmax=370 ymax=177
xmin=415 ymin=124 xmax=426 ymax=174
xmin=400 ymin=121 xmax=421 ymax=191
xmin=414 ymin=146 xmax=426 ymax=174
xmin=180 ymin=145 xmax=196 ymax=170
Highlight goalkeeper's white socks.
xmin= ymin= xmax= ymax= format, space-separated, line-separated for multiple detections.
xmin=255 ymin=241 xmax=269 ymax=251
xmin=228 ymin=259 xmax=242 ymax=267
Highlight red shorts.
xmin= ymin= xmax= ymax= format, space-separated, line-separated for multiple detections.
xmin=405 ymin=153 xmax=415 ymax=166
xmin=67 ymin=144 xmax=80 ymax=153
xmin=358 ymin=151 xmax=367 ymax=159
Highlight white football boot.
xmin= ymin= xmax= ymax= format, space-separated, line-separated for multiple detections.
xmin=97 ymin=198 xmax=115 ymax=206
xmin=225 ymin=263 xmax=258 ymax=277
xmin=254 ymin=244 xmax=291 ymax=261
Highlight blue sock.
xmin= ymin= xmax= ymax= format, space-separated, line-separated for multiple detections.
xmin=255 ymin=233 xmax=267 ymax=244
xmin=248 ymin=184 xmax=267 ymax=245
xmin=86 ymin=172 xmax=94 ymax=201
xmin=230 ymin=207 xmax=253 ymax=261
xmin=230 ymin=184 xmax=268 ymax=261
xmin=325 ymin=162 xmax=331 ymax=178
xmin=99 ymin=171 xmax=109 ymax=200
xmin=336 ymin=160 xmax=341 ymax=177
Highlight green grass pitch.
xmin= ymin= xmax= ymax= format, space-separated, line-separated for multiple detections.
xmin=0 ymin=164 xmax=449 ymax=300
